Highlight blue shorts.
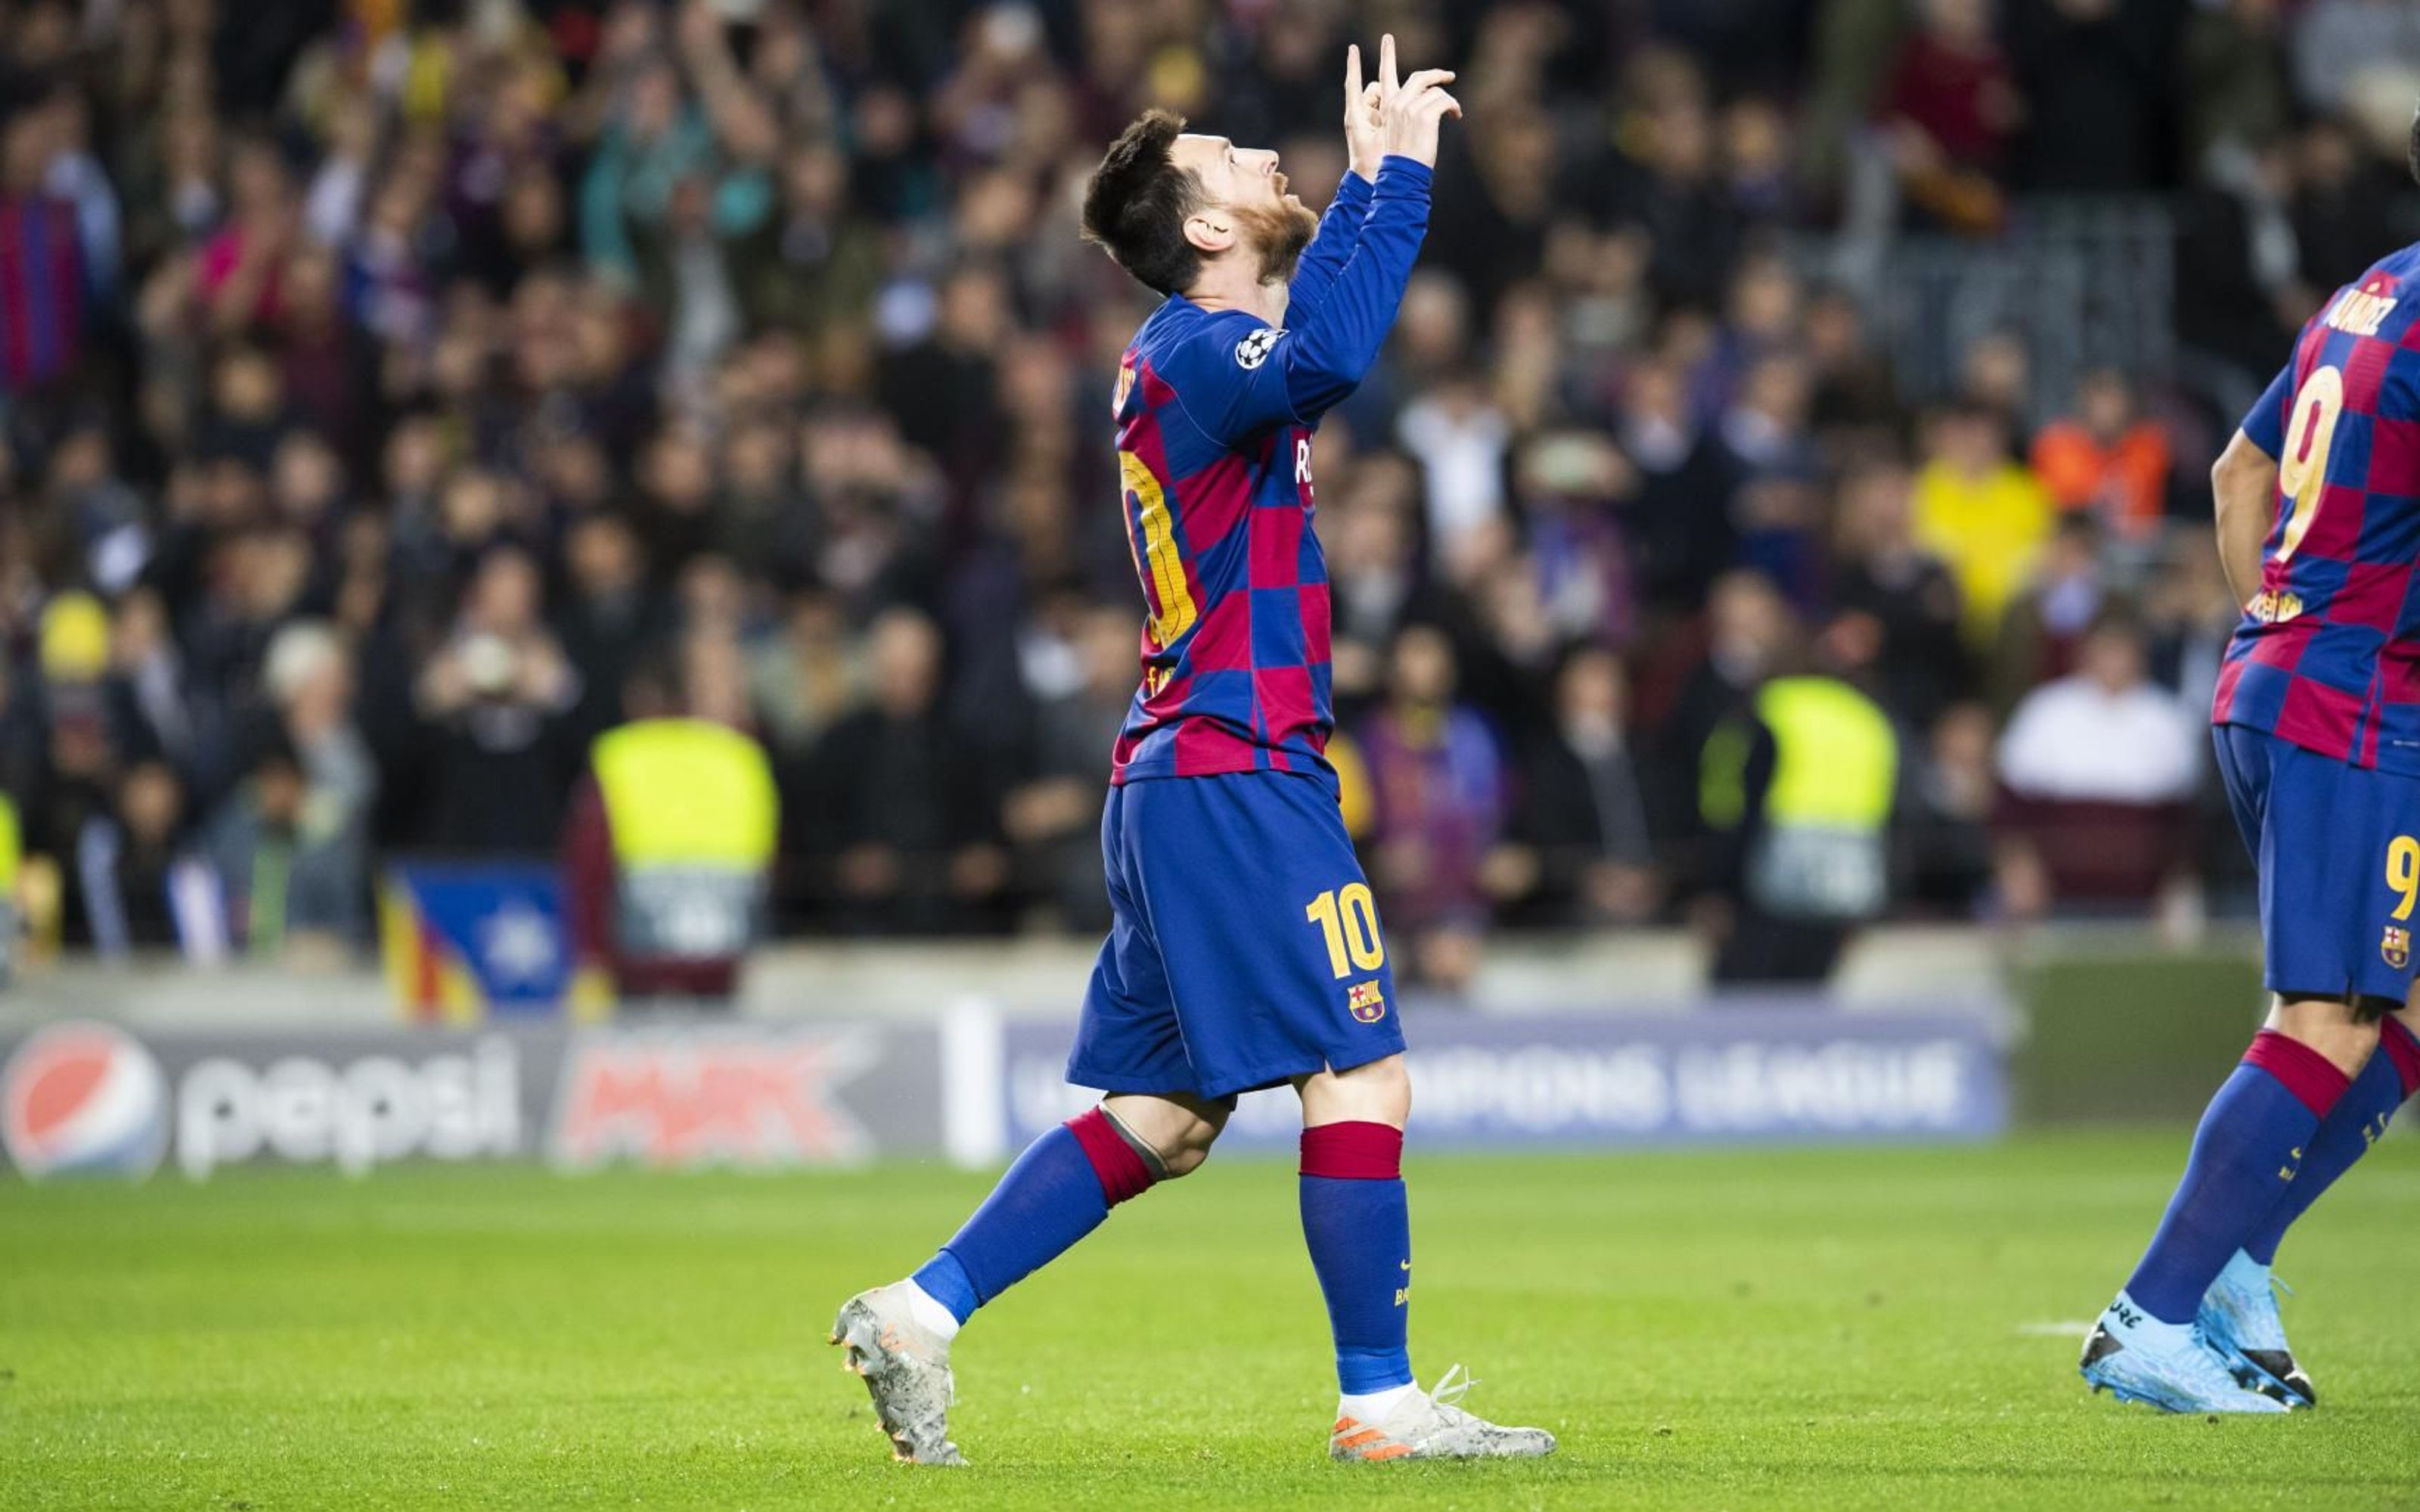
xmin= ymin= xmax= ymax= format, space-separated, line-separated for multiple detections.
xmin=2216 ymin=723 xmax=2420 ymax=1005
xmin=1069 ymin=771 xmax=1407 ymax=1101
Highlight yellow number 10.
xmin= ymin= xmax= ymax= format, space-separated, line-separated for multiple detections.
xmin=1305 ymin=884 xmax=1385 ymax=978
xmin=2388 ymin=836 xmax=2420 ymax=922
xmin=1120 ymin=451 xmax=1198 ymax=646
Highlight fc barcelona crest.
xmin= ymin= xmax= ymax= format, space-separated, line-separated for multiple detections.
xmin=1348 ymin=981 xmax=1387 ymax=1024
xmin=2384 ymin=925 xmax=2410 ymax=970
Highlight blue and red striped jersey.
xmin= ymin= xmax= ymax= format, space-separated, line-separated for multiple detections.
xmin=1107 ymin=157 xmax=1432 ymax=784
xmin=2216 ymin=242 xmax=2420 ymax=773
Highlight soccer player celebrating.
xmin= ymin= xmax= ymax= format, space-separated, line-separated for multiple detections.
xmin=2080 ymin=117 xmax=2420 ymax=1414
xmin=829 ymin=39 xmax=1555 ymax=1466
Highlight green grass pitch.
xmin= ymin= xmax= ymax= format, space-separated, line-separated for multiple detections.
xmin=3 ymin=1131 xmax=2415 ymax=1510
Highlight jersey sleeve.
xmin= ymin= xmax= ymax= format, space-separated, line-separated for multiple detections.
xmin=2239 ymin=359 xmax=2294 ymax=459
xmin=1175 ymin=156 xmax=1435 ymax=445
xmin=1283 ymin=169 xmax=1372 ymax=324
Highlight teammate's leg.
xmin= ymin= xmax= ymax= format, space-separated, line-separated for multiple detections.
xmin=2080 ymin=993 xmax=2366 ymax=1412
xmin=2198 ymin=1001 xmax=2420 ymax=1404
xmin=2238 ymin=1002 xmax=2420 ymax=1264
xmin=2119 ymin=996 xmax=2371 ymax=1321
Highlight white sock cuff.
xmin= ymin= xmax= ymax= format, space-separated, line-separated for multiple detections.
xmin=901 ymin=1279 xmax=963 ymax=1340
xmin=1336 ymin=1381 xmax=1420 ymax=1422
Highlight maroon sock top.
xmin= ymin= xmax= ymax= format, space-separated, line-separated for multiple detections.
xmin=2243 ymin=1029 xmax=2353 ymax=1118
xmin=1300 ymin=1120 xmax=1404 ymax=1180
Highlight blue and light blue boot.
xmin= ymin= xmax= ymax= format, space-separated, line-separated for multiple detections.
xmin=2078 ymin=1291 xmax=2291 ymax=1413
xmin=2198 ymin=1250 xmax=2316 ymax=1408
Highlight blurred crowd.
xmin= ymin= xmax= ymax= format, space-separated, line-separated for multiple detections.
xmin=2 ymin=0 xmax=2418 ymax=980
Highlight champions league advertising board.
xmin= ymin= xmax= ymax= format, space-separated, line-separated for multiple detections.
xmin=993 ymin=1003 xmax=2009 ymax=1155
xmin=0 ymin=999 xmax=2006 ymax=1182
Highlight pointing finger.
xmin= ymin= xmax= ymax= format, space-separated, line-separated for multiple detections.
xmin=1345 ymin=43 xmax=1361 ymax=104
xmin=1379 ymin=32 xmax=1397 ymax=94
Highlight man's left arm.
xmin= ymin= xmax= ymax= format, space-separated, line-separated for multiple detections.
xmin=2215 ymin=360 xmax=2293 ymax=609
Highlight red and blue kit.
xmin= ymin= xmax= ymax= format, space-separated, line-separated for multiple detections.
xmin=2216 ymin=242 xmax=2420 ymax=1002
xmin=1071 ymin=157 xmax=1432 ymax=1100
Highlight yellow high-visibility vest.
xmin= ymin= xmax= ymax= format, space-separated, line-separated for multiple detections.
xmin=1755 ymin=677 xmax=1897 ymax=831
xmin=592 ymin=720 xmax=778 ymax=959
xmin=1702 ymin=677 xmax=1897 ymax=920
xmin=0 ymin=791 xmax=20 ymax=895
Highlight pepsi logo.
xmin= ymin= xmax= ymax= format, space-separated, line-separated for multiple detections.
xmin=2 ymin=1021 xmax=169 ymax=1180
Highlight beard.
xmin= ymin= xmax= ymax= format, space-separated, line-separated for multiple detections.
xmin=1231 ymin=198 xmax=1319 ymax=286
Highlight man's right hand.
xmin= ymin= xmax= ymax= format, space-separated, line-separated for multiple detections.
xmin=1372 ymin=33 xmax=1461 ymax=169
xmin=1343 ymin=44 xmax=1383 ymax=182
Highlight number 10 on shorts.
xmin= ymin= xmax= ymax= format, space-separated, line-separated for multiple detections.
xmin=1305 ymin=884 xmax=1386 ymax=978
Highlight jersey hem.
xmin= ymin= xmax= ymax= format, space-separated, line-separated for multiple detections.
xmin=1109 ymin=757 xmax=1338 ymax=786
xmin=2215 ymin=716 xmax=2420 ymax=777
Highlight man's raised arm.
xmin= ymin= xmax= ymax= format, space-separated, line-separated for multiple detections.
xmin=1197 ymin=42 xmax=1461 ymax=441
xmin=1283 ymin=44 xmax=1384 ymax=323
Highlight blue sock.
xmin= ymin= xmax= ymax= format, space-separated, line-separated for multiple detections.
xmin=2124 ymin=1030 xmax=2349 ymax=1323
xmin=1300 ymin=1123 xmax=1414 ymax=1396
xmin=909 ymin=1108 xmax=1157 ymax=1325
xmin=2243 ymin=1021 xmax=2419 ymax=1265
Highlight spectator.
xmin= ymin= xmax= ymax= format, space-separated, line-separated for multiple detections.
xmin=413 ymin=548 xmax=581 ymax=854
xmin=2185 ymin=0 xmax=2296 ymax=168
xmin=77 ymin=758 xmax=225 ymax=962
xmin=1911 ymin=402 xmax=2054 ymax=646
xmin=1994 ymin=611 xmax=2201 ymax=914
xmin=1695 ymin=640 xmax=1900 ymax=985
xmin=1489 ymin=643 xmax=1659 ymax=929
xmin=207 ymin=620 xmax=375 ymax=953
xmin=1903 ymin=701 xmax=2000 ymax=916
xmin=1398 ymin=369 xmax=1511 ymax=564
xmin=799 ymin=608 xmax=1005 ymax=935
xmin=1998 ymin=612 xmax=2201 ymax=804
xmin=2141 ymin=530 xmax=2242 ymax=715
xmin=1989 ymin=512 xmax=2111 ymax=711
xmin=1001 ymin=604 xmax=1131 ymax=932
xmin=2006 ymin=0 xmax=2177 ymax=194
xmin=2029 ymin=369 xmax=2175 ymax=541
xmin=1717 ymin=354 xmax=1824 ymax=612
xmin=0 ymin=98 xmax=101 ymax=393
xmin=1877 ymin=0 xmax=2021 ymax=232
xmin=1358 ymin=624 xmax=1510 ymax=993
xmin=560 ymin=652 xmax=778 ymax=1003
xmin=555 ymin=510 xmax=669 ymax=739
xmin=1619 ymin=357 xmax=1738 ymax=615
xmin=1829 ymin=457 xmax=1967 ymax=731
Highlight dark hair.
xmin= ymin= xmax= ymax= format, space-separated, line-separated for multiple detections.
xmin=2083 ymin=600 xmax=2146 ymax=646
xmin=1080 ymin=109 xmax=1205 ymax=297
xmin=2409 ymin=107 xmax=2418 ymax=188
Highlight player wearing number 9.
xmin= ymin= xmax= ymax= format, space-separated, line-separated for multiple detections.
xmin=2077 ymin=114 xmax=2420 ymax=1417
xmin=827 ymin=37 xmax=1555 ymax=1469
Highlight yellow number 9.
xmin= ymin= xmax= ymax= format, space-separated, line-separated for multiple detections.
xmin=2275 ymin=365 xmax=2346 ymax=565
xmin=2388 ymin=835 xmax=2420 ymax=922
